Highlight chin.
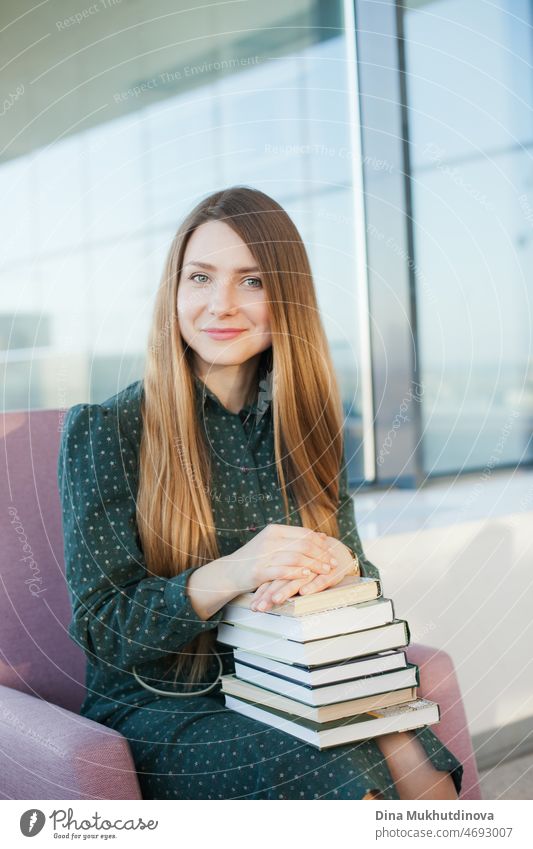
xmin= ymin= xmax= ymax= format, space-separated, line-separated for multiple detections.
xmin=194 ymin=346 xmax=255 ymax=367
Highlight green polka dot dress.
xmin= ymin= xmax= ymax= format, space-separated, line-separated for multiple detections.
xmin=57 ymin=358 xmax=463 ymax=800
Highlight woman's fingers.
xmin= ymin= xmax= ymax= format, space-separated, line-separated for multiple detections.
xmin=268 ymin=526 xmax=336 ymax=566
xmin=251 ymin=576 xmax=311 ymax=611
xmin=299 ymin=576 xmax=328 ymax=594
xmin=250 ymin=539 xmax=355 ymax=610
xmin=299 ymin=568 xmax=347 ymax=595
xmin=266 ymin=552 xmax=334 ymax=579
xmin=250 ymin=578 xmax=287 ymax=610
xmin=275 ymin=525 xmax=329 ymax=542
xmin=270 ymin=578 xmax=307 ymax=605
xmin=281 ymin=536 xmax=338 ymax=568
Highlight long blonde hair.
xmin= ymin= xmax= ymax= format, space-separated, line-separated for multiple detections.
xmin=137 ymin=185 xmax=345 ymax=688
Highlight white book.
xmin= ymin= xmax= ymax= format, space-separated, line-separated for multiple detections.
xmin=230 ymin=575 xmax=380 ymax=616
xmin=221 ymin=674 xmax=417 ymax=723
xmin=233 ymin=648 xmax=408 ymax=686
xmin=223 ymin=695 xmax=440 ymax=749
xmin=217 ymin=619 xmax=410 ymax=666
xmin=233 ymin=661 xmax=420 ymax=706
xmin=222 ymin=597 xmax=394 ymax=641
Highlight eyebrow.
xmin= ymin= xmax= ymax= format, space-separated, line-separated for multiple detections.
xmin=184 ymin=261 xmax=261 ymax=274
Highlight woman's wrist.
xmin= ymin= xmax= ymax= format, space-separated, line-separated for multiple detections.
xmin=344 ymin=545 xmax=361 ymax=576
xmin=327 ymin=538 xmax=360 ymax=576
xmin=186 ymin=555 xmax=246 ymax=620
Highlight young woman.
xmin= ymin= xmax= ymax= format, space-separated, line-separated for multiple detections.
xmin=58 ymin=185 xmax=463 ymax=801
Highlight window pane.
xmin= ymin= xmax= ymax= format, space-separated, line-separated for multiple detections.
xmin=403 ymin=0 xmax=533 ymax=474
xmin=1 ymin=0 xmax=371 ymax=481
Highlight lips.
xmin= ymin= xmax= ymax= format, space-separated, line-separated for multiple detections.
xmin=203 ymin=328 xmax=246 ymax=339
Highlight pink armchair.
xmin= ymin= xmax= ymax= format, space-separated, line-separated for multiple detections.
xmin=0 ymin=408 xmax=481 ymax=800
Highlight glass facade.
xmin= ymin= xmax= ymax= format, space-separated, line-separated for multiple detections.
xmin=1 ymin=0 xmax=531 ymax=485
xmin=0 ymin=0 xmax=370 ymax=482
xmin=401 ymin=0 xmax=533 ymax=474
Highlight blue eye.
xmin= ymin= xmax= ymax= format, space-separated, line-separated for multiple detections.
xmin=189 ymin=273 xmax=262 ymax=288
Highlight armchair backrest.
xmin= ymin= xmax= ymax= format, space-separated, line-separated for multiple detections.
xmin=0 ymin=409 xmax=86 ymax=713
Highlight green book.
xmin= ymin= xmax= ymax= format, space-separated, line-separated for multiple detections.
xmin=223 ymin=693 xmax=440 ymax=749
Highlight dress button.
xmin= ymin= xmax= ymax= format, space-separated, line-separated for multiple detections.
xmin=240 ymin=465 xmax=249 ymax=473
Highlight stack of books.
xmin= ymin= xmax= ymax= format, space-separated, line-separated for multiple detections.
xmin=217 ymin=575 xmax=441 ymax=749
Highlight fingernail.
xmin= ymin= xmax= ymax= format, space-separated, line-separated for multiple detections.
xmin=330 ymin=558 xmax=338 ymax=566
xmin=258 ymin=601 xmax=267 ymax=610
xmin=322 ymin=563 xmax=331 ymax=572
xmin=302 ymin=568 xmax=311 ymax=575
xmin=272 ymin=594 xmax=282 ymax=602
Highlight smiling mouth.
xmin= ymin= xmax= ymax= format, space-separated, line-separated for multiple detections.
xmin=203 ymin=328 xmax=247 ymax=335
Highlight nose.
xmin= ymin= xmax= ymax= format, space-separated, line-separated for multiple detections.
xmin=207 ymin=281 xmax=238 ymax=315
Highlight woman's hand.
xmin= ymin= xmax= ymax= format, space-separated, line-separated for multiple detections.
xmin=250 ymin=537 xmax=359 ymax=611
xmin=228 ymin=523 xmax=338 ymax=595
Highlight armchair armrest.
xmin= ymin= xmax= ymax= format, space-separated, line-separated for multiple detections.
xmin=407 ymin=643 xmax=482 ymax=800
xmin=0 ymin=684 xmax=142 ymax=799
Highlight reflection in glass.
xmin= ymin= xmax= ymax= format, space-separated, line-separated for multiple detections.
xmin=402 ymin=0 xmax=533 ymax=473
xmin=0 ymin=0 xmax=368 ymax=480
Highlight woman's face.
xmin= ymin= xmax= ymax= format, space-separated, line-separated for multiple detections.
xmin=177 ymin=220 xmax=272 ymax=372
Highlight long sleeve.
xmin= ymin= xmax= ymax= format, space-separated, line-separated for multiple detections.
xmin=336 ymin=453 xmax=381 ymax=581
xmin=57 ymin=401 xmax=224 ymax=672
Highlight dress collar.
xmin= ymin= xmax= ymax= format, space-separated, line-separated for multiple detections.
xmin=193 ymin=358 xmax=273 ymax=420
